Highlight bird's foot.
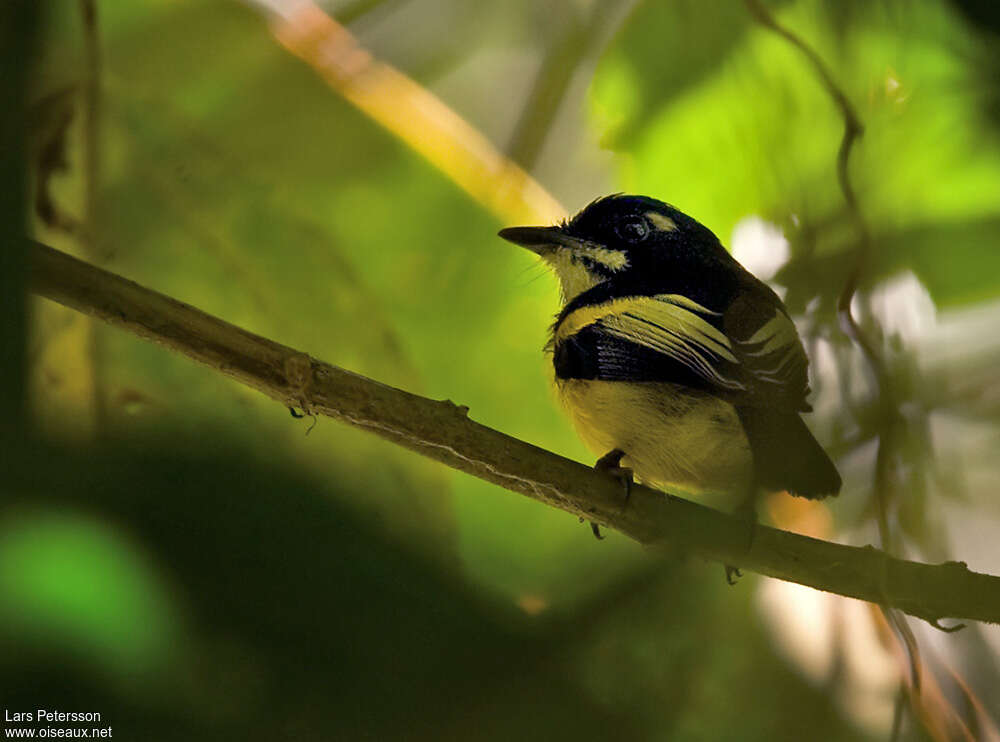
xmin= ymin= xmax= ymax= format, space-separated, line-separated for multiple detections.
xmin=594 ymin=449 xmax=633 ymax=509
xmin=579 ymin=517 xmax=605 ymax=540
xmin=288 ymin=405 xmax=318 ymax=434
xmin=723 ymin=489 xmax=759 ymax=585
xmin=585 ymin=450 xmax=633 ymax=540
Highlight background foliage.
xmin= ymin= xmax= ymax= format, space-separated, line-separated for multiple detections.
xmin=4 ymin=0 xmax=1000 ymax=739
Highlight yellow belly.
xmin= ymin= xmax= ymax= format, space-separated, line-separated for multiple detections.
xmin=555 ymin=379 xmax=753 ymax=507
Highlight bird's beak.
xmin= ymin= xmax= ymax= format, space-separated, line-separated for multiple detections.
xmin=498 ymin=225 xmax=582 ymax=255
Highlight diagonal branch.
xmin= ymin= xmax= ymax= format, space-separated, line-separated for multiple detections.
xmin=27 ymin=239 xmax=1000 ymax=626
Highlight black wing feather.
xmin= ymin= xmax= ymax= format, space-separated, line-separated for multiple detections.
xmin=553 ymin=274 xmax=812 ymax=411
xmin=554 ymin=324 xmax=738 ymax=397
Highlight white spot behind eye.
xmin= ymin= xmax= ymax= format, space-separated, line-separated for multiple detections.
xmin=646 ymin=212 xmax=678 ymax=232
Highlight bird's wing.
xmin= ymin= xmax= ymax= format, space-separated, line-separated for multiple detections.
xmin=722 ymin=285 xmax=811 ymax=408
xmin=553 ymin=286 xmax=810 ymax=410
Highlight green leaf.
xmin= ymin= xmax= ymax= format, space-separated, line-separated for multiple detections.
xmin=591 ymin=0 xmax=1000 ymax=307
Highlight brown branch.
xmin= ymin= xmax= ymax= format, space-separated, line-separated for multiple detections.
xmin=26 ymin=239 xmax=1000 ymax=626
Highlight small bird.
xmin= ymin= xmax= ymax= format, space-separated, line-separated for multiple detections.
xmin=499 ymin=195 xmax=841 ymax=520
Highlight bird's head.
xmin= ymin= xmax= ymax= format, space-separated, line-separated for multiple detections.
xmin=499 ymin=194 xmax=730 ymax=303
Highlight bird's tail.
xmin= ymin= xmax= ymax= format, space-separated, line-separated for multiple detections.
xmin=736 ymin=407 xmax=842 ymax=499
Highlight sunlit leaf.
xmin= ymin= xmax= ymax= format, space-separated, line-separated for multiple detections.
xmin=591 ymin=0 xmax=1000 ymax=307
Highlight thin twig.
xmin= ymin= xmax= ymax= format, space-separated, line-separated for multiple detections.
xmin=745 ymin=0 xmax=895 ymax=541
xmin=335 ymin=0 xmax=400 ymax=25
xmin=27 ymin=239 xmax=1000 ymax=627
xmin=249 ymin=0 xmax=565 ymax=225
xmin=745 ymin=0 xmax=927 ymax=726
xmin=79 ymin=0 xmax=101 ymax=251
xmin=507 ymin=2 xmax=620 ymax=169
xmin=78 ymin=0 xmax=109 ymax=430
xmin=890 ymin=683 xmax=907 ymax=742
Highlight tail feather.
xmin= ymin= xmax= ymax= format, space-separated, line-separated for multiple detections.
xmin=736 ymin=407 xmax=841 ymax=499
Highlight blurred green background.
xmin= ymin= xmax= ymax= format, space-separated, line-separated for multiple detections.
xmin=5 ymin=0 xmax=1000 ymax=739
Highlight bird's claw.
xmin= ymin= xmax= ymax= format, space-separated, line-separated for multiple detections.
xmin=579 ymin=516 xmax=605 ymax=540
xmin=723 ymin=489 xmax=759 ymax=585
xmin=595 ymin=449 xmax=633 ymax=508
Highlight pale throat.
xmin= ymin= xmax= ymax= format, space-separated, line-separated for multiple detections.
xmin=543 ymin=246 xmax=626 ymax=303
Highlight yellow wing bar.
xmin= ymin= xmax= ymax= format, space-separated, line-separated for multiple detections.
xmin=556 ymin=295 xmax=745 ymax=391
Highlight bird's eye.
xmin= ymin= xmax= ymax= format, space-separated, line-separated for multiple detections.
xmin=615 ymin=217 xmax=649 ymax=243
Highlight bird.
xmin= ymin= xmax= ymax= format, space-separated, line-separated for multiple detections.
xmin=498 ymin=194 xmax=841 ymax=524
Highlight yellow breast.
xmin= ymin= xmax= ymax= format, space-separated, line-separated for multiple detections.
xmin=555 ymin=378 xmax=753 ymax=507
